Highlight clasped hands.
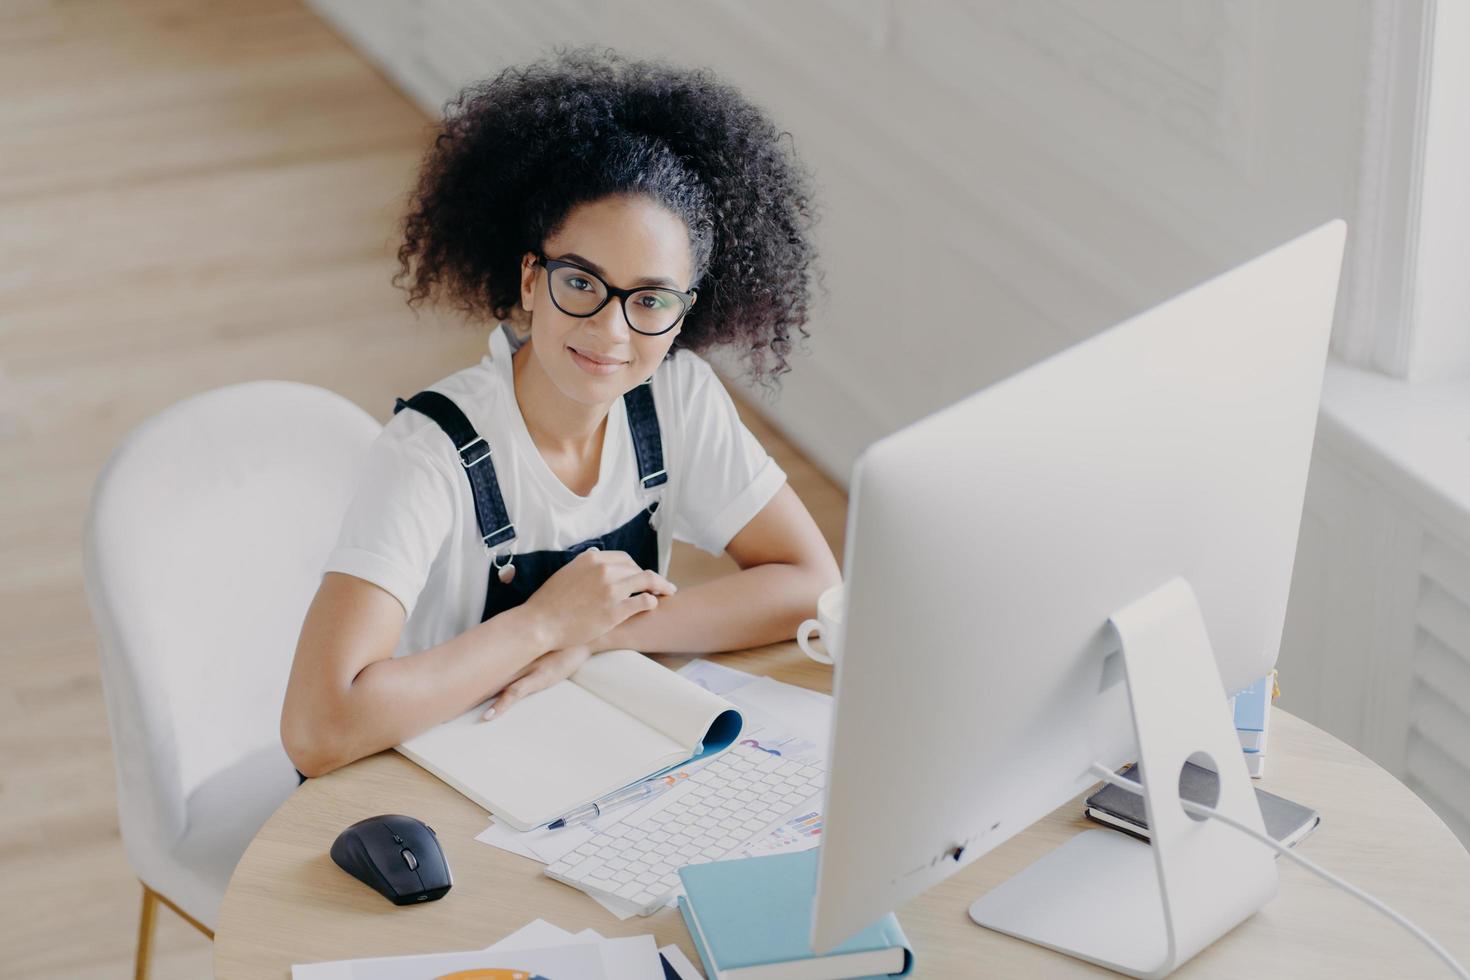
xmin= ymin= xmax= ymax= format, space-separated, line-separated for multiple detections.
xmin=481 ymin=546 xmax=676 ymax=720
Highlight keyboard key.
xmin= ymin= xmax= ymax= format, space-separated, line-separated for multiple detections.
xmin=566 ymin=855 xmax=605 ymax=878
xmin=544 ymin=745 xmax=828 ymax=906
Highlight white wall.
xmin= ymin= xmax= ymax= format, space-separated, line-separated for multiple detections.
xmin=309 ymin=0 xmax=1371 ymax=484
xmin=309 ymin=0 xmax=1470 ymax=846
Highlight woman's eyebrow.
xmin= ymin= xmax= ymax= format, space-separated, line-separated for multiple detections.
xmin=558 ymin=251 xmax=681 ymax=289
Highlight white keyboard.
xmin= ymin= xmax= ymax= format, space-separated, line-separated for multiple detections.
xmin=544 ymin=744 xmax=826 ymax=915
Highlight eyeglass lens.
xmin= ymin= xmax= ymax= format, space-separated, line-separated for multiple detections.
xmin=547 ymin=264 xmax=685 ymax=334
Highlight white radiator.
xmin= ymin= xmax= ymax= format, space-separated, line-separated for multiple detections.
xmin=1280 ymin=362 xmax=1470 ymax=849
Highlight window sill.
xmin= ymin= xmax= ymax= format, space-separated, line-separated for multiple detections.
xmin=1318 ymin=358 xmax=1470 ymax=541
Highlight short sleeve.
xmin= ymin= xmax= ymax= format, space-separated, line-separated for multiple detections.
xmin=321 ymin=428 xmax=456 ymax=618
xmin=668 ymin=359 xmax=788 ymax=555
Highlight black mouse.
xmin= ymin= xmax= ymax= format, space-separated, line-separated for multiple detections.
xmin=331 ymin=813 xmax=453 ymax=905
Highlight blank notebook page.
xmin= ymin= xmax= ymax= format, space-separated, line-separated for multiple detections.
xmin=400 ymin=681 xmax=688 ymax=829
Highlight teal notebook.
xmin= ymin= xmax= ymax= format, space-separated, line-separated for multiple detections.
xmin=677 ymin=849 xmax=914 ymax=980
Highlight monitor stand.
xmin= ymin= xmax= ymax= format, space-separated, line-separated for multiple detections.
xmin=968 ymin=576 xmax=1278 ymax=979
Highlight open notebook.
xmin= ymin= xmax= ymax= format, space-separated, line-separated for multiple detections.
xmin=397 ymin=650 xmax=744 ymax=831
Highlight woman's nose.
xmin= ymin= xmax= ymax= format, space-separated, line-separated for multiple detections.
xmin=591 ymin=297 xmax=634 ymax=339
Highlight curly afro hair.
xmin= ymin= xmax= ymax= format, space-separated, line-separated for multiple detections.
xmin=393 ymin=45 xmax=822 ymax=386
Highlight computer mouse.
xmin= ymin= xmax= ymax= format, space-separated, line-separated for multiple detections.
xmin=331 ymin=813 xmax=453 ymax=905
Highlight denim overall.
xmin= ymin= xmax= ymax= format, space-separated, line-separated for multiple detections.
xmin=389 ymin=381 xmax=668 ymax=622
xmin=294 ymin=376 xmax=668 ymax=786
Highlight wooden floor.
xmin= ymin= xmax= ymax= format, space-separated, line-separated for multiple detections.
xmin=0 ymin=2 xmax=846 ymax=976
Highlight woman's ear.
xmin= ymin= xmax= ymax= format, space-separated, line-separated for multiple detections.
xmin=520 ymin=252 xmax=538 ymax=312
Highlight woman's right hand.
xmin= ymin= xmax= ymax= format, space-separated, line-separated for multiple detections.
xmin=522 ymin=547 xmax=676 ymax=651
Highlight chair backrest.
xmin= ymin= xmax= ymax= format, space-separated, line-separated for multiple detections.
xmin=83 ymin=381 xmax=379 ymax=850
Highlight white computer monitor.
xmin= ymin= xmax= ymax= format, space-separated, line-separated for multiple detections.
xmin=810 ymin=221 xmax=1347 ymax=977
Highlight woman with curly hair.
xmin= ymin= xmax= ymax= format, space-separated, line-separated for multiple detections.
xmin=281 ymin=47 xmax=839 ymax=777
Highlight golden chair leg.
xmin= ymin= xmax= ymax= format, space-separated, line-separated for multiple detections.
xmin=134 ymin=884 xmax=157 ymax=980
xmin=134 ymin=881 xmax=215 ymax=980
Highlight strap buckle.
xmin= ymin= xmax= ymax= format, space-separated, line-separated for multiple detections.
xmin=640 ymin=468 xmax=668 ymax=490
xmin=458 ymin=436 xmax=491 ymax=468
xmin=482 ymin=523 xmax=516 ymax=549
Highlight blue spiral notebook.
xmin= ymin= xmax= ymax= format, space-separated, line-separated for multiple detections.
xmin=677 ymin=849 xmax=914 ymax=980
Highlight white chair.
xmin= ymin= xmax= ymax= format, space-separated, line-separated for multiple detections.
xmin=82 ymin=381 xmax=380 ymax=978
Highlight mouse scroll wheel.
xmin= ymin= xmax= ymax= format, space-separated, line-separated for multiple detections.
xmin=401 ymin=848 xmax=418 ymax=871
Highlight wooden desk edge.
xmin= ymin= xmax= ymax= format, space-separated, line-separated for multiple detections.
xmin=215 ymin=648 xmax=1470 ymax=978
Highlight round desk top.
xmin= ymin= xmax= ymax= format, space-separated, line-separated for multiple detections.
xmin=216 ymin=643 xmax=1470 ymax=978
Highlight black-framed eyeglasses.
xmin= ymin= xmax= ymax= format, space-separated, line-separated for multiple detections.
xmin=534 ymin=254 xmax=696 ymax=336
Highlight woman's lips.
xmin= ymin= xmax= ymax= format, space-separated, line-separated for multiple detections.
xmin=568 ymin=345 xmax=628 ymax=376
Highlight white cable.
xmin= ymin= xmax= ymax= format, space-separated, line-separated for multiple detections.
xmin=1088 ymin=762 xmax=1470 ymax=980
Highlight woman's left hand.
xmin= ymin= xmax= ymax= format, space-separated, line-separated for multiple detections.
xmin=483 ymin=645 xmax=593 ymax=720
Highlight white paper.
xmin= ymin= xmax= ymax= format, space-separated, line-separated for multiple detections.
xmin=660 ymin=943 xmax=707 ymax=980
xmin=676 ymin=658 xmax=761 ymax=696
xmin=295 ymin=942 xmax=606 ymax=980
xmin=716 ymin=697 xmax=827 ymax=768
xmin=563 ymin=930 xmax=663 ymax=980
xmin=485 ymin=917 xmax=574 ymax=950
xmin=293 ymin=919 xmax=575 ymax=978
xmin=474 ymin=817 xmax=546 ymax=860
xmin=293 ymin=918 xmax=667 ymax=980
xmin=726 ymin=676 xmax=833 ymax=749
xmin=346 ymin=941 xmax=607 ymax=980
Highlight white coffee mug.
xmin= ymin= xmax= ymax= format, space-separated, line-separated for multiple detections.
xmin=796 ymin=584 xmax=845 ymax=665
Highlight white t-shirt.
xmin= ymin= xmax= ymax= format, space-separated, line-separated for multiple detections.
xmin=322 ymin=325 xmax=787 ymax=658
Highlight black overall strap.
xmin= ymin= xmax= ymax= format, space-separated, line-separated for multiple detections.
xmin=393 ymin=392 xmax=517 ymax=549
xmin=623 ymin=382 xmax=668 ymax=490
